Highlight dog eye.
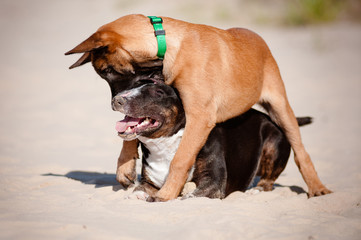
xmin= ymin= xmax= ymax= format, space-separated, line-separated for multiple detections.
xmin=100 ymin=67 xmax=124 ymax=82
xmin=138 ymin=79 xmax=154 ymax=84
xmin=155 ymin=89 xmax=165 ymax=98
xmin=102 ymin=67 xmax=115 ymax=74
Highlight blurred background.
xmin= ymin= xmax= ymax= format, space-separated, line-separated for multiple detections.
xmin=0 ymin=0 xmax=360 ymax=187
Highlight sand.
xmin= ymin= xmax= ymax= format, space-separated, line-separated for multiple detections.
xmin=0 ymin=0 xmax=360 ymax=239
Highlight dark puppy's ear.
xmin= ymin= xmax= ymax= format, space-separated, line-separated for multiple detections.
xmin=65 ymin=31 xmax=121 ymax=69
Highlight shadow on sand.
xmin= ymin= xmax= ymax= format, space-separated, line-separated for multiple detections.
xmin=249 ymin=176 xmax=307 ymax=195
xmin=274 ymin=184 xmax=307 ymax=195
xmin=43 ymin=171 xmax=306 ymax=195
xmin=42 ymin=171 xmax=129 ymax=191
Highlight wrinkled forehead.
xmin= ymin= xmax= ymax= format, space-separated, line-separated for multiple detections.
xmin=118 ymin=84 xmax=146 ymax=99
xmin=119 ymin=82 xmax=177 ymax=99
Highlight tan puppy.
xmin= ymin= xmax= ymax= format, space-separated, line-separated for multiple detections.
xmin=65 ymin=14 xmax=331 ymax=201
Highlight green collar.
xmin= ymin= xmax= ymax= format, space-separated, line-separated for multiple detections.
xmin=148 ymin=16 xmax=167 ymax=59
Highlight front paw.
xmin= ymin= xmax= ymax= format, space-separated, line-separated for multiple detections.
xmin=116 ymin=172 xmax=135 ymax=188
xmin=126 ymin=191 xmax=150 ymax=201
xmin=116 ymin=162 xmax=136 ymax=188
xmin=146 ymin=196 xmax=166 ymax=202
xmin=308 ymin=185 xmax=333 ymax=197
xmin=146 ymin=192 xmax=177 ymax=202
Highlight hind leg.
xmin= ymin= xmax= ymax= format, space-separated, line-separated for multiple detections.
xmin=257 ymin=133 xmax=291 ymax=191
xmin=256 ymin=144 xmax=276 ymax=191
xmin=256 ymin=154 xmax=276 ymax=192
xmin=260 ymin=58 xmax=332 ymax=197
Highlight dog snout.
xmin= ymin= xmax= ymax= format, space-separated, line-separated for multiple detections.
xmin=112 ymin=94 xmax=127 ymax=111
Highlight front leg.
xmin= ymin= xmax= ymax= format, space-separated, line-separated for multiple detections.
xmin=150 ymin=97 xmax=217 ymax=201
xmin=184 ymin=141 xmax=227 ymax=199
xmin=116 ymin=139 xmax=139 ymax=188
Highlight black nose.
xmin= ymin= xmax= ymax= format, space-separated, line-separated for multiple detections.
xmin=112 ymin=94 xmax=126 ymax=110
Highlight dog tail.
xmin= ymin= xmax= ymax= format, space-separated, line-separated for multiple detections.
xmin=296 ymin=117 xmax=313 ymax=127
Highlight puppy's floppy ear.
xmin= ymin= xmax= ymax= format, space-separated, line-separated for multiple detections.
xmin=65 ymin=32 xmax=104 ymax=55
xmin=68 ymin=52 xmax=91 ymax=69
xmin=65 ymin=31 xmax=120 ymax=69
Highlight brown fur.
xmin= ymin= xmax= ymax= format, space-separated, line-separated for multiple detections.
xmin=148 ymin=106 xmax=181 ymax=139
xmin=256 ymin=141 xmax=281 ymax=191
xmin=66 ymin=14 xmax=331 ymax=200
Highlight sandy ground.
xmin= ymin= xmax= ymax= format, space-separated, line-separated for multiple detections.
xmin=0 ymin=0 xmax=360 ymax=239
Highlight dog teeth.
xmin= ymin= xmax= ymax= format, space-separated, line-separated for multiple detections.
xmin=138 ymin=117 xmax=151 ymax=127
xmin=143 ymin=118 xmax=150 ymax=125
xmin=125 ymin=127 xmax=133 ymax=133
xmin=124 ymin=118 xmax=153 ymax=134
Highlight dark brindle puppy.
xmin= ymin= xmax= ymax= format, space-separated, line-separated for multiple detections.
xmin=114 ymin=80 xmax=312 ymax=200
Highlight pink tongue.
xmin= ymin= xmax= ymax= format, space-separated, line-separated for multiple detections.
xmin=116 ymin=116 xmax=142 ymax=133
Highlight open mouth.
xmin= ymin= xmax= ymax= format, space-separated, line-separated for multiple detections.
xmin=116 ymin=116 xmax=160 ymax=139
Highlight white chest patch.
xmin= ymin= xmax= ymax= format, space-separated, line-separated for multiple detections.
xmin=138 ymin=129 xmax=194 ymax=189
